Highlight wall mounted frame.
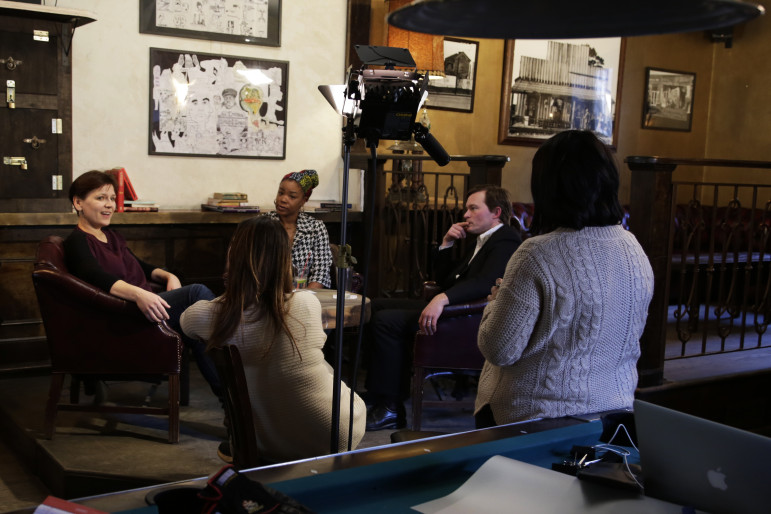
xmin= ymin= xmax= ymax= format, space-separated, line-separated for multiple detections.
xmin=426 ymin=37 xmax=479 ymax=113
xmin=140 ymin=0 xmax=281 ymax=47
xmin=642 ymin=67 xmax=696 ymax=132
xmin=498 ymin=38 xmax=624 ymax=147
xmin=149 ymin=48 xmax=288 ymax=159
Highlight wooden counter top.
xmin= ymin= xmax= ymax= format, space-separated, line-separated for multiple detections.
xmin=0 ymin=210 xmax=361 ymax=227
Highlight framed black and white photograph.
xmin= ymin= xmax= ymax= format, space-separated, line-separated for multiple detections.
xmin=498 ymin=38 xmax=625 ymax=147
xmin=426 ymin=37 xmax=479 ymax=113
xmin=140 ymin=0 xmax=281 ymax=47
xmin=149 ymin=48 xmax=288 ymax=159
xmin=642 ymin=67 xmax=696 ymax=132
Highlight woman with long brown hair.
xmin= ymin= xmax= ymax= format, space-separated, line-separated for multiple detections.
xmin=181 ymin=216 xmax=365 ymax=462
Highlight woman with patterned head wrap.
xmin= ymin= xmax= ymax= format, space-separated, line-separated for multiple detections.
xmin=267 ymin=169 xmax=332 ymax=289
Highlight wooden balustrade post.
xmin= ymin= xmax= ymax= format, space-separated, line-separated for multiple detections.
xmin=465 ymin=156 xmax=509 ymax=189
xmin=626 ymin=157 xmax=677 ymax=388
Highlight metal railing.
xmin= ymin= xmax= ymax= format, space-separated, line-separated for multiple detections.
xmin=626 ymin=156 xmax=771 ymax=386
xmin=379 ymin=168 xmax=470 ymax=297
xmin=668 ymin=182 xmax=771 ymax=359
xmin=351 ymin=152 xmax=509 ymax=298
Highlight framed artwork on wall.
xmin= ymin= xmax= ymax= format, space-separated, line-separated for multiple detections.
xmin=642 ymin=67 xmax=696 ymax=132
xmin=498 ymin=38 xmax=625 ymax=147
xmin=426 ymin=37 xmax=479 ymax=113
xmin=140 ymin=0 xmax=281 ymax=47
xmin=149 ymin=48 xmax=288 ymax=159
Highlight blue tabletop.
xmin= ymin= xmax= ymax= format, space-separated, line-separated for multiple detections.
xmin=119 ymin=421 xmax=606 ymax=514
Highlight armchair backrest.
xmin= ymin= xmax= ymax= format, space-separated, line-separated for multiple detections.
xmin=209 ymin=344 xmax=261 ymax=469
xmin=32 ymin=236 xmax=181 ymax=375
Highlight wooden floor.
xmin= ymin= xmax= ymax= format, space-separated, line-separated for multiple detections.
xmin=0 ymin=368 xmax=476 ymax=513
xmin=1 ymin=307 xmax=769 ymax=513
xmin=0 ymin=437 xmax=48 ymax=513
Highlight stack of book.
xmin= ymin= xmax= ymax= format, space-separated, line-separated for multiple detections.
xmin=123 ymin=200 xmax=159 ymax=212
xmin=105 ymin=167 xmax=160 ymax=212
xmin=105 ymin=167 xmax=137 ymax=212
xmin=202 ymin=192 xmax=260 ymax=213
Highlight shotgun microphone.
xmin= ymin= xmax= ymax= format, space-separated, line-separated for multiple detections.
xmin=414 ymin=123 xmax=451 ymax=166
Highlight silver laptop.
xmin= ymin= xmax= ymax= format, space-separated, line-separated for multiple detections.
xmin=634 ymin=399 xmax=771 ymax=514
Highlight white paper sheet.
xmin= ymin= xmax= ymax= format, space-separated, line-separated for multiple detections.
xmin=412 ymin=455 xmax=683 ymax=513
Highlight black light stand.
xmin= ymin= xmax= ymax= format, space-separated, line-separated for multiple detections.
xmin=322 ymin=46 xmax=450 ymax=454
xmin=329 ymin=116 xmax=357 ymax=454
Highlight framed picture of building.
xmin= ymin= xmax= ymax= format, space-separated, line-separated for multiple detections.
xmin=498 ymin=38 xmax=625 ymax=147
xmin=140 ymin=0 xmax=281 ymax=47
xmin=149 ymin=48 xmax=288 ymax=159
xmin=426 ymin=38 xmax=479 ymax=113
xmin=642 ymin=68 xmax=696 ymax=131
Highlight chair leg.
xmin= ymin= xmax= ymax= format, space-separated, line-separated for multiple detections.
xmin=69 ymin=375 xmax=81 ymax=403
xmin=180 ymin=348 xmax=190 ymax=407
xmin=411 ymin=366 xmax=426 ymax=431
xmin=168 ymin=374 xmax=180 ymax=444
xmin=45 ymin=374 xmax=65 ymax=440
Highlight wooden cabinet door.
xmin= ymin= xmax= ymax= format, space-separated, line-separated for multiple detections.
xmin=0 ymin=29 xmax=58 ymax=95
xmin=0 ymin=17 xmax=71 ymax=212
xmin=0 ymin=108 xmax=60 ymax=199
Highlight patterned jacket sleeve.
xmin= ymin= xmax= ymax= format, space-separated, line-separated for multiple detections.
xmin=307 ymin=217 xmax=333 ymax=288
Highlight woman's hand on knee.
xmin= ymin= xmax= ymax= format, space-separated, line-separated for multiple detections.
xmin=135 ymin=289 xmax=171 ymax=322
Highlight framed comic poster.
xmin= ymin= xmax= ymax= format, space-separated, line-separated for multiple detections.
xmin=149 ymin=48 xmax=288 ymax=159
xmin=140 ymin=0 xmax=281 ymax=47
xmin=642 ymin=67 xmax=696 ymax=132
xmin=426 ymin=37 xmax=479 ymax=113
xmin=498 ymin=38 xmax=625 ymax=147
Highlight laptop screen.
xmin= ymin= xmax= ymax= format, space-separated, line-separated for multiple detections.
xmin=634 ymin=400 xmax=771 ymax=514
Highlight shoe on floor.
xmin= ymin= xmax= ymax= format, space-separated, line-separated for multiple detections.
xmin=366 ymin=403 xmax=406 ymax=431
xmin=217 ymin=441 xmax=233 ymax=464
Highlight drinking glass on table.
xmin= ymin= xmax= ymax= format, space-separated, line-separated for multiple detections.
xmin=293 ymin=269 xmax=308 ymax=290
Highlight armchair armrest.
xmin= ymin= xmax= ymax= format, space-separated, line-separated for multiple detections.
xmin=421 ymin=281 xmax=442 ymax=301
xmin=421 ymin=281 xmax=488 ymax=317
xmin=440 ymin=297 xmax=488 ymax=319
xmin=33 ymin=266 xmax=146 ymax=321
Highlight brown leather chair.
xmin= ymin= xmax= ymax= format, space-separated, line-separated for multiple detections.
xmin=209 ymin=344 xmax=261 ymax=469
xmin=32 ymin=236 xmax=183 ymax=443
xmin=410 ymin=281 xmax=487 ymax=430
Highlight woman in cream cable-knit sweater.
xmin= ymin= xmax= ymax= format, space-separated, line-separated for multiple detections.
xmin=181 ymin=216 xmax=365 ymax=462
xmin=474 ymin=130 xmax=654 ymax=427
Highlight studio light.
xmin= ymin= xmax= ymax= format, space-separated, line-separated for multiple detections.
xmin=388 ymin=0 xmax=765 ymax=40
xmin=318 ymin=45 xmax=451 ymax=455
xmin=319 ymin=45 xmax=450 ymax=165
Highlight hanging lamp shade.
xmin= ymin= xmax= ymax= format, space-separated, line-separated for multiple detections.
xmin=388 ymin=0 xmax=765 ymax=39
xmin=387 ymin=0 xmax=445 ymax=78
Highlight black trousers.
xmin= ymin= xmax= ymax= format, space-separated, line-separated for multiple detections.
xmin=365 ymin=297 xmax=427 ymax=404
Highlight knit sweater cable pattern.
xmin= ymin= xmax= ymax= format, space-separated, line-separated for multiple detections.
xmin=475 ymin=225 xmax=654 ymax=424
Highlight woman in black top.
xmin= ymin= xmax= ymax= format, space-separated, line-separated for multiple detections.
xmin=64 ymin=170 xmax=221 ymax=398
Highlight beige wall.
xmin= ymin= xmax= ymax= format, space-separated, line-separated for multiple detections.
xmin=59 ymin=0 xmax=349 ymax=210
xmin=59 ymin=1 xmax=769 ymax=209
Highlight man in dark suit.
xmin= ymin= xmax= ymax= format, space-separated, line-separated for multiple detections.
xmin=365 ymin=184 xmax=522 ymax=430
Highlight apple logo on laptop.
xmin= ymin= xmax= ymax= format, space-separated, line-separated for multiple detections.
xmin=707 ymin=467 xmax=728 ymax=491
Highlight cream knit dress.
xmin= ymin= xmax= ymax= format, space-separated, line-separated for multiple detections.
xmin=475 ymin=225 xmax=654 ymax=424
xmin=181 ymin=290 xmax=365 ymax=462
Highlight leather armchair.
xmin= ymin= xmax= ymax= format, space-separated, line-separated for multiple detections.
xmin=32 ymin=236 xmax=183 ymax=443
xmin=410 ymin=281 xmax=487 ymax=430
